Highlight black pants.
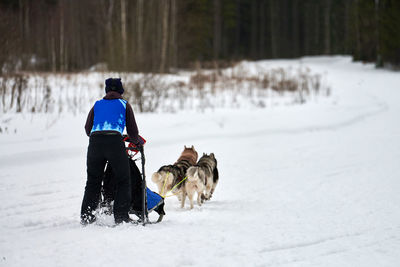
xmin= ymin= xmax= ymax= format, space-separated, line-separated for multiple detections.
xmin=81 ymin=134 xmax=131 ymax=221
xmin=103 ymin=159 xmax=143 ymax=213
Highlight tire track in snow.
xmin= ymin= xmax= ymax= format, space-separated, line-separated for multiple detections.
xmin=258 ymin=232 xmax=364 ymax=254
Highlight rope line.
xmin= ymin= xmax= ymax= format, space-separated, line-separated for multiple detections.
xmin=161 ymin=172 xmax=188 ymax=198
xmin=160 ymin=172 xmax=169 ymax=197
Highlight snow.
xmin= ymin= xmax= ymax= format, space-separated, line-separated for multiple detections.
xmin=1 ymin=56 xmax=400 ymax=266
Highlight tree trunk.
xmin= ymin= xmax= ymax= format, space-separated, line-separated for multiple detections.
xmin=270 ymin=0 xmax=277 ymax=58
xmin=136 ymin=0 xmax=144 ymax=68
xmin=51 ymin=34 xmax=56 ymax=72
xmin=60 ymin=0 xmax=65 ymax=71
xmin=344 ymin=0 xmax=350 ymax=53
xmin=106 ymin=0 xmax=115 ymax=68
xmin=313 ymin=3 xmax=320 ymax=54
xmin=18 ymin=0 xmax=24 ymax=67
xmin=234 ymin=0 xmax=241 ymax=58
xmin=159 ymin=0 xmax=170 ymax=73
xmin=170 ymin=0 xmax=177 ymax=69
xmin=374 ymin=0 xmax=382 ymax=66
xmin=213 ymin=0 xmax=221 ymax=61
xmin=121 ymin=0 xmax=128 ymax=69
xmin=291 ymin=0 xmax=299 ymax=57
xmin=250 ymin=0 xmax=257 ymax=59
xmin=324 ymin=0 xmax=331 ymax=55
xmin=24 ymin=1 xmax=30 ymax=51
xmin=354 ymin=0 xmax=362 ymax=60
xmin=259 ymin=0 xmax=265 ymax=58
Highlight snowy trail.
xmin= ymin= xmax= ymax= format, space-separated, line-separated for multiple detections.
xmin=1 ymin=57 xmax=400 ymax=266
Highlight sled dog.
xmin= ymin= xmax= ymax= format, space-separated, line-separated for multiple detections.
xmin=151 ymin=146 xmax=198 ymax=201
xmin=182 ymin=153 xmax=219 ymax=209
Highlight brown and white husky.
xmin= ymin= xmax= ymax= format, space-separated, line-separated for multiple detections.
xmin=151 ymin=146 xmax=198 ymax=201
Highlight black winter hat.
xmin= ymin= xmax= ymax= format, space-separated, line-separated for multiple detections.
xmin=105 ymin=78 xmax=124 ymax=95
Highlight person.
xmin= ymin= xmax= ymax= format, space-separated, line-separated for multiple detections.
xmin=80 ymin=78 xmax=142 ymax=225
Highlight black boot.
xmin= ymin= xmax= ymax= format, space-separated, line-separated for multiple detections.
xmin=100 ymin=200 xmax=113 ymax=215
xmin=115 ymin=215 xmax=137 ymax=225
xmin=129 ymin=209 xmax=144 ymax=222
xmin=80 ymin=214 xmax=96 ymax=225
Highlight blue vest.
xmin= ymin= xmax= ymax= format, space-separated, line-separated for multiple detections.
xmin=91 ymin=99 xmax=127 ymax=135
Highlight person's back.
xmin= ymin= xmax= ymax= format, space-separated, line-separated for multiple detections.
xmin=80 ymin=78 xmax=142 ymax=225
xmin=91 ymin=98 xmax=127 ymax=134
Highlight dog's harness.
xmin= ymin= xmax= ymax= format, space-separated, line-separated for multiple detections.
xmin=159 ymin=160 xmax=191 ymax=198
xmin=160 ymin=172 xmax=188 ymax=198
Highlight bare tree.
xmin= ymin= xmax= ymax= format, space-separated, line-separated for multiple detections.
xmin=291 ymin=0 xmax=299 ymax=57
xmin=313 ymin=3 xmax=321 ymax=54
xmin=324 ymin=0 xmax=331 ymax=54
xmin=121 ymin=0 xmax=128 ymax=69
xmin=105 ymin=0 xmax=115 ymax=67
xmin=136 ymin=0 xmax=144 ymax=68
xmin=354 ymin=0 xmax=362 ymax=60
xmin=160 ymin=0 xmax=170 ymax=73
xmin=234 ymin=0 xmax=241 ymax=58
xmin=259 ymin=0 xmax=265 ymax=59
xmin=59 ymin=0 xmax=66 ymax=71
xmin=374 ymin=0 xmax=382 ymax=66
xmin=169 ymin=0 xmax=178 ymax=70
xmin=270 ymin=0 xmax=278 ymax=58
xmin=213 ymin=0 xmax=221 ymax=61
xmin=250 ymin=0 xmax=257 ymax=59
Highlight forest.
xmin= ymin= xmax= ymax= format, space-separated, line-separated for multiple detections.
xmin=0 ymin=0 xmax=399 ymax=74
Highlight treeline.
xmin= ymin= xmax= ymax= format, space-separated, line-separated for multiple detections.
xmin=0 ymin=0 xmax=399 ymax=74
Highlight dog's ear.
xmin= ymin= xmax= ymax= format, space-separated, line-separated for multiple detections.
xmin=210 ymin=153 xmax=215 ymax=159
xmin=203 ymin=152 xmax=206 ymax=156
xmin=191 ymin=145 xmax=194 ymax=149
xmin=184 ymin=145 xmax=187 ymax=149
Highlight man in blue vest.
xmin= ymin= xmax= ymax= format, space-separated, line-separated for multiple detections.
xmin=81 ymin=78 xmax=142 ymax=225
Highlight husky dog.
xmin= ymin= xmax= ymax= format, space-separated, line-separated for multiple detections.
xmin=151 ymin=146 xmax=198 ymax=200
xmin=182 ymin=153 xmax=219 ymax=209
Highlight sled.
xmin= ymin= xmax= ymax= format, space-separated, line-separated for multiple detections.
xmin=100 ymin=135 xmax=165 ymax=225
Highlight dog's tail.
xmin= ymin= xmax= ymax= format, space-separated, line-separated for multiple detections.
xmin=187 ymin=166 xmax=199 ymax=182
xmin=151 ymin=172 xmax=163 ymax=183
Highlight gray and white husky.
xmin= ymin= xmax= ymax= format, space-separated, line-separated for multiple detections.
xmin=182 ymin=153 xmax=219 ymax=209
xmin=151 ymin=146 xmax=198 ymax=200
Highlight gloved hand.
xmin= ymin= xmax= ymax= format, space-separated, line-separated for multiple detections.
xmin=136 ymin=143 xmax=144 ymax=152
xmin=138 ymin=136 xmax=146 ymax=145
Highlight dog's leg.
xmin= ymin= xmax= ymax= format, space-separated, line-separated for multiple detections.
xmin=208 ymin=167 xmax=219 ymax=199
xmin=196 ymin=191 xmax=203 ymax=207
xmin=210 ymin=180 xmax=218 ymax=199
xmin=188 ymin=190 xmax=194 ymax=209
xmin=201 ymin=192 xmax=206 ymax=202
xmin=157 ymin=182 xmax=163 ymax=195
xmin=176 ymin=190 xmax=182 ymax=202
xmin=180 ymin=189 xmax=186 ymax=208
xmin=181 ymin=195 xmax=185 ymax=208
xmin=205 ymin=181 xmax=212 ymax=200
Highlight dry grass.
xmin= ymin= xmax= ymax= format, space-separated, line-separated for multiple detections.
xmin=0 ymin=63 xmax=330 ymax=114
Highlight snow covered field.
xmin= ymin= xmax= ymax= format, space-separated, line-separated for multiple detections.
xmin=1 ymin=56 xmax=399 ymax=266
